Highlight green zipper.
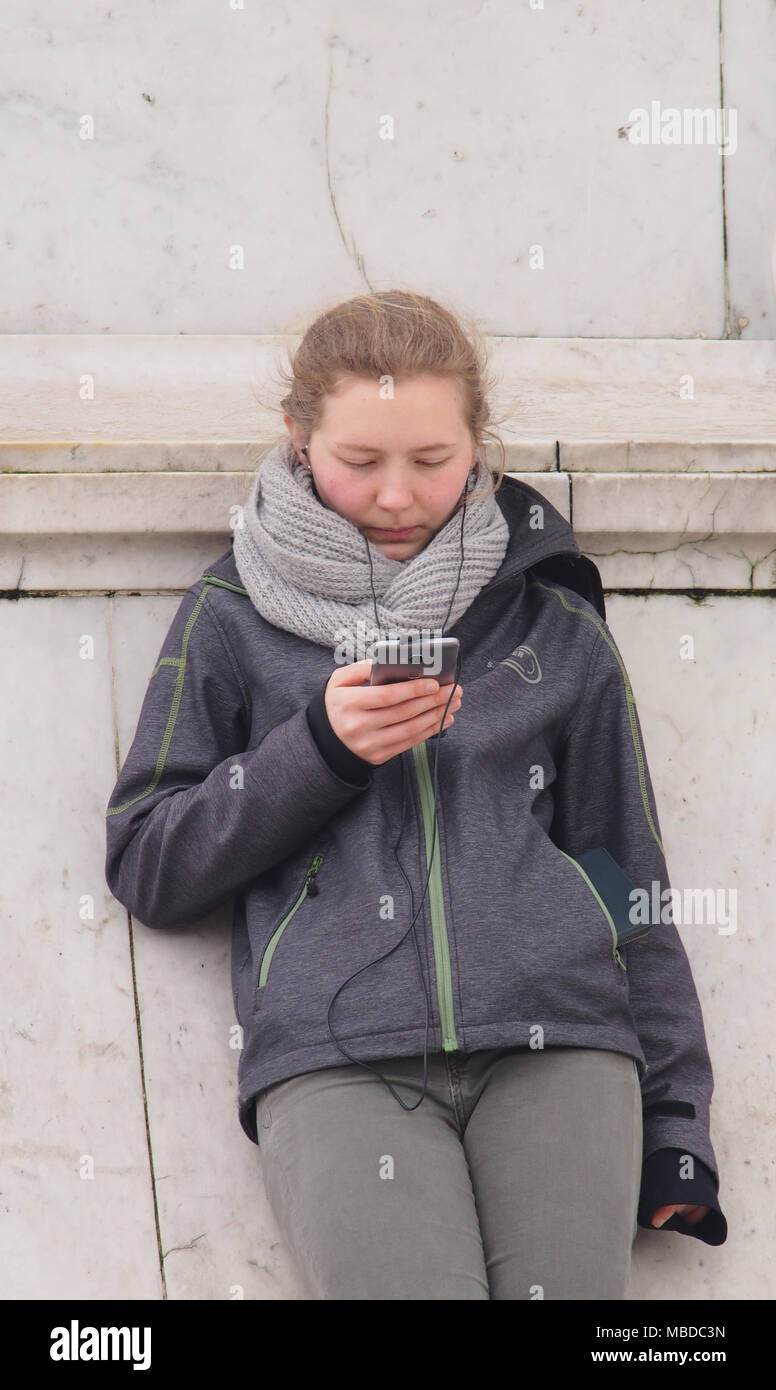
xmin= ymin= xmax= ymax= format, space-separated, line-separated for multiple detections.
xmin=558 ymin=850 xmax=627 ymax=971
xmin=201 ymin=573 xmax=249 ymax=596
xmin=258 ymin=854 xmax=324 ymax=989
xmin=411 ymin=742 xmax=460 ymax=1049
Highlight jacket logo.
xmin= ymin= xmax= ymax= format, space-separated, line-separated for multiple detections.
xmin=500 ymin=644 xmax=542 ymax=684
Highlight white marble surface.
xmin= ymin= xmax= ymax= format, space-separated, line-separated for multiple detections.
xmin=2 ymin=589 xmax=769 ymax=1299
xmin=4 ymin=467 xmax=775 ymax=592
xmin=1 ymin=336 xmax=774 ymax=457
xmin=718 ymin=0 xmax=776 ymax=337
xmin=0 ymin=597 xmax=159 ymax=1298
xmin=572 ymin=472 xmax=776 ymax=590
xmin=111 ymin=595 xmax=299 ymax=1299
xmin=0 ymin=2 xmax=759 ymax=336
xmin=2 ymin=334 xmax=774 ymax=589
xmin=618 ymin=596 xmax=775 ymax=1300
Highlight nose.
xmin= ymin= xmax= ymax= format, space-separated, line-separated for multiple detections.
xmin=374 ymin=469 xmax=415 ymax=512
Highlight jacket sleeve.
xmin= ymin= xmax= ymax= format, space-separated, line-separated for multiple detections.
xmin=638 ymin=1149 xmax=727 ymax=1245
xmin=105 ymin=584 xmax=373 ymax=929
xmin=306 ymin=679 xmax=373 ymax=787
xmin=547 ymin=622 xmax=725 ymax=1215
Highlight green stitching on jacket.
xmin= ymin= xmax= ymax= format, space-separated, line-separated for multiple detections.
xmin=528 ymin=578 xmax=665 ymax=859
xmin=106 ymin=579 xmax=223 ymax=817
xmin=148 ymin=655 xmax=183 ymax=676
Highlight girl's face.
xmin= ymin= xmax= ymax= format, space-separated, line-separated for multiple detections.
xmin=284 ymin=373 xmax=478 ymax=560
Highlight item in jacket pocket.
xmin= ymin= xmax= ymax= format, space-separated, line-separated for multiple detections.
xmin=370 ymin=637 xmax=460 ymax=686
xmin=571 ymin=846 xmax=652 ymax=946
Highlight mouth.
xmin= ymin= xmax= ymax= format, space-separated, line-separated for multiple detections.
xmin=369 ymin=526 xmax=420 ymax=539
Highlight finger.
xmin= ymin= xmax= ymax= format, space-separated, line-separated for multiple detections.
xmin=650 ymin=1207 xmax=674 ymax=1227
xmin=357 ymin=678 xmax=447 ymax=712
xmin=680 ymin=1205 xmax=709 ymax=1225
xmin=369 ymin=706 xmax=456 ymax=761
xmin=651 ymin=1203 xmax=708 ymax=1229
xmin=329 ymin=661 xmax=441 ymax=703
xmin=370 ymin=689 xmax=461 ymax=733
xmin=331 ymin=691 xmax=460 ymax=758
xmin=384 ymin=680 xmax=462 ymax=709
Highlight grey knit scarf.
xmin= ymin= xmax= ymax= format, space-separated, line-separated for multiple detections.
xmin=232 ymin=436 xmax=510 ymax=654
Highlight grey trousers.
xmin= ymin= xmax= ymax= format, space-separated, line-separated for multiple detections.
xmin=255 ymin=1045 xmax=642 ymax=1300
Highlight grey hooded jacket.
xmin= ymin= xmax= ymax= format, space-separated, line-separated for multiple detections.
xmin=105 ymin=472 xmax=727 ymax=1245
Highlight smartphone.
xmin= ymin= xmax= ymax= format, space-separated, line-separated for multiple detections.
xmin=570 ymin=846 xmax=651 ymax=946
xmin=369 ymin=637 xmax=460 ymax=687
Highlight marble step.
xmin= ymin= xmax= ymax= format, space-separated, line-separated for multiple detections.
xmin=1 ymin=335 xmax=774 ymax=465
xmin=2 ymin=468 xmax=775 ymax=592
xmin=2 ymin=336 xmax=774 ymax=590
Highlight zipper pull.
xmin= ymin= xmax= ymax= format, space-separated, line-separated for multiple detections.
xmin=305 ymin=854 xmax=324 ymax=896
xmin=614 ymin=945 xmax=626 ymax=971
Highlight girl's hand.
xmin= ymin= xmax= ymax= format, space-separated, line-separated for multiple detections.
xmin=651 ymin=1203 xmax=710 ymax=1228
xmin=324 ymin=658 xmax=463 ymax=767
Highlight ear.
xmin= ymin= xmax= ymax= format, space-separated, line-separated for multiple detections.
xmin=283 ymin=415 xmax=306 ymax=459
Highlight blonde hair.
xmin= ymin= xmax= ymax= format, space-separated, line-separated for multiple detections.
xmin=257 ymin=290 xmax=508 ymax=505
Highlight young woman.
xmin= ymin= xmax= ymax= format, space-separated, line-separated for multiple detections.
xmin=105 ymin=290 xmax=727 ymax=1299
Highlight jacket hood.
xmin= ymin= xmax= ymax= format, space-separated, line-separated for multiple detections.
xmin=487 ymin=471 xmax=606 ymax=622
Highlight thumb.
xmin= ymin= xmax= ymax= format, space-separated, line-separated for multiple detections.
xmin=328 ymin=658 xmax=374 ymax=687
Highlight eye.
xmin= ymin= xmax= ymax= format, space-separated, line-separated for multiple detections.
xmin=342 ymin=459 xmax=447 ymax=468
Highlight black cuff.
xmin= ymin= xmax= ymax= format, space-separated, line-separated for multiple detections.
xmin=306 ymin=682 xmax=373 ymax=789
xmin=638 ymin=1148 xmax=727 ymax=1246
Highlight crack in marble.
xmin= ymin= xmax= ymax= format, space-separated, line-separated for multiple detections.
xmin=161 ymin=1232 xmax=207 ymax=1261
xmin=324 ymin=35 xmax=372 ymax=290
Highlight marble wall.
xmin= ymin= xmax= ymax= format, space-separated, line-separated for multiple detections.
xmin=1 ymin=0 xmax=774 ymax=337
